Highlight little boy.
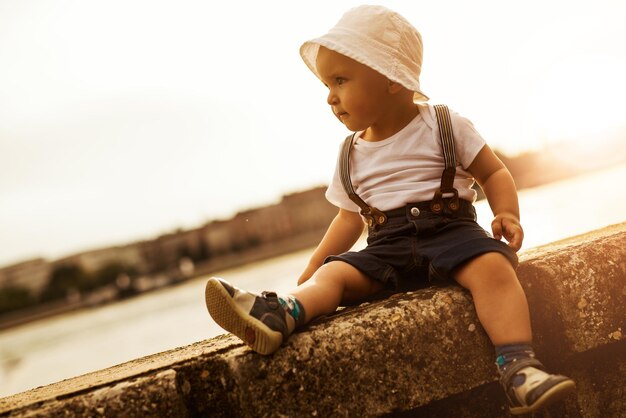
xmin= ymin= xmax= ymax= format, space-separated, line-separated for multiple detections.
xmin=205 ymin=5 xmax=575 ymax=415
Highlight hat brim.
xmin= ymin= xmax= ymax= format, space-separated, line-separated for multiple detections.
xmin=300 ymin=40 xmax=429 ymax=103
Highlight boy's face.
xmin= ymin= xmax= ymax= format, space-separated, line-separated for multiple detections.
xmin=316 ymin=47 xmax=394 ymax=133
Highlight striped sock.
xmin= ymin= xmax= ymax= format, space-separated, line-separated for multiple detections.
xmin=495 ymin=343 xmax=535 ymax=371
xmin=278 ymin=295 xmax=306 ymax=334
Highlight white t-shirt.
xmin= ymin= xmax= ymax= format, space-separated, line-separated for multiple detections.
xmin=326 ymin=104 xmax=486 ymax=212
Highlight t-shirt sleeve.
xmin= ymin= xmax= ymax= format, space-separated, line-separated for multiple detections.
xmin=325 ymin=143 xmax=361 ymax=212
xmin=450 ymin=111 xmax=487 ymax=169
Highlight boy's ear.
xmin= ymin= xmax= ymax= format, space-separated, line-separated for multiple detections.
xmin=387 ymin=79 xmax=404 ymax=94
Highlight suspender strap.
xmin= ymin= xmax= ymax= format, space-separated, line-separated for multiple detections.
xmin=431 ymin=104 xmax=460 ymax=212
xmin=339 ymin=134 xmax=387 ymax=226
xmin=338 ymin=104 xmax=460 ymax=224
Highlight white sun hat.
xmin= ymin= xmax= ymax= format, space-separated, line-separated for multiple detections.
xmin=300 ymin=5 xmax=429 ymax=103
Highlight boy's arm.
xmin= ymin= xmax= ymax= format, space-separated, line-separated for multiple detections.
xmin=467 ymin=145 xmax=524 ymax=252
xmin=297 ymin=208 xmax=365 ymax=285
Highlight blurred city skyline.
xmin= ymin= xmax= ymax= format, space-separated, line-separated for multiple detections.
xmin=1 ymin=0 xmax=625 ymax=266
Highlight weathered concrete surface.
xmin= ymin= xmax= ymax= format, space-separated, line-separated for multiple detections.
xmin=1 ymin=222 xmax=625 ymax=417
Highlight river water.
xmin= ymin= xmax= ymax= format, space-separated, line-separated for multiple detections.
xmin=1 ymin=164 xmax=625 ymax=398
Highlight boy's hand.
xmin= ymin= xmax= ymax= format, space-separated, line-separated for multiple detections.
xmin=297 ymin=263 xmax=318 ymax=286
xmin=492 ymin=214 xmax=524 ymax=252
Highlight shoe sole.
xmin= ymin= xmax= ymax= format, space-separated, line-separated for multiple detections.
xmin=510 ymin=379 xmax=576 ymax=415
xmin=205 ymin=278 xmax=283 ymax=355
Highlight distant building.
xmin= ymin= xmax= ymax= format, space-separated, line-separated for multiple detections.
xmin=0 ymin=185 xmax=338 ymax=296
xmin=280 ymin=186 xmax=337 ymax=233
xmin=0 ymin=258 xmax=51 ymax=295
xmin=231 ymin=204 xmax=291 ymax=246
xmin=139 ymin=228 xmax=207 ymax=273
xmin=202 ymin=220 xmax=233 ymax=256
xmin=56 ymin=244 xmax=147 ymax=274
xmin=201 ymin=186 xmax=336 ymax=256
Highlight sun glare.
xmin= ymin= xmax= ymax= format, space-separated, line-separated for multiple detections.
xmin=526 ymin=53 xmax=626 ymax=145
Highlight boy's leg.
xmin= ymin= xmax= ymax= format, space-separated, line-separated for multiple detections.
xmin=205 ymin=260 xmax=383 ymax=354
xmin=454 ymin=252 xmax=575 ymax=415
xmin=453 ymin=252 xmax=531 ymax=345
xmin=289 ymin=260 xmax=385 ymax=322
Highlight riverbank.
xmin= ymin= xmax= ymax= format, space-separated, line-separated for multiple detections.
xmin=2 ymin=222 xmax=624 ymax=416
xmin=0 ymin=229 xmax=327 ymax=331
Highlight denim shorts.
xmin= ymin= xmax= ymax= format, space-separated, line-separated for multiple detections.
xmin=325 ymin=199 xmax=518 ymax=292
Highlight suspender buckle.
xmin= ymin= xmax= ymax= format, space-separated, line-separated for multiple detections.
xmin=430 ymin=191 xmax=444 ymax=213
xmin=362 ymin=207 xmax=387 ymax=226
xmin=430 ymin=189 xmax=460 ymax=213
xmin=431 ymin=165 xmax=460 ymax=213
xmin=448 ymin=191 xmax=460 ymax=211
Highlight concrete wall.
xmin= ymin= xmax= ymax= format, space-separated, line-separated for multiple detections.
xmin=1 ymin=223 xmax=625 ymax=417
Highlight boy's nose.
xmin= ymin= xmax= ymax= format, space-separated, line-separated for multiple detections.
xmin=327 ymin=90 xmax=339 ymax=105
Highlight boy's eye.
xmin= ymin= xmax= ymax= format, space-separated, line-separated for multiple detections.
xmin=322 ymin=78 xmax=346 ymax=89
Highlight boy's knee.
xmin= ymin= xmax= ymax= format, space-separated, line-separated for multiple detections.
xmin=316 ymin=260 xmax=382 ymax=298
xmin=455 ymin=252 xmax=518 ymax=290
xmin=313 ymin=261 xmax=354 ymax=284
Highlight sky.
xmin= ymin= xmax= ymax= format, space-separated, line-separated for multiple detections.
xmin=1 ymin=0 xmax=625 ymax=267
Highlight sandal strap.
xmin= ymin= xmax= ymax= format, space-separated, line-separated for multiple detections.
xmin=261 ymin=291 xmax=280 ymax=309
xmin=499 ymin=357 xmax=545 ymax=386
xmin=259 ymin=291 xmax=289 ymax=339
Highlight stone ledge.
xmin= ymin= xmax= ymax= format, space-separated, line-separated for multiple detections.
xmin=1 ymin=222 xmax=625 ymax=417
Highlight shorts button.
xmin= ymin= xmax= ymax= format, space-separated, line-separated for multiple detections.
xmin=410 ymin=207 xmax=420 ymax=217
